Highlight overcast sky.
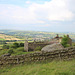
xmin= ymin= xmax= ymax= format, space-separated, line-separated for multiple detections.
xmin=0 ymin=0 xmax=75 ymax=32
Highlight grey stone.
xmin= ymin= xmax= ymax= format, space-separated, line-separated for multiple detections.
xmin=2 ymin=53 xmax=11 ymax=57
xmin=41 ymin=43 xmax=64 ymax=52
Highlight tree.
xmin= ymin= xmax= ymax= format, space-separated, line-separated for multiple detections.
xmin=61 ymin=35 xmax=69 ymax=47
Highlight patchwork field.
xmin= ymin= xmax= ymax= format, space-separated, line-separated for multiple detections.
xmin=0 ymin=34 xmax=21 ymax=40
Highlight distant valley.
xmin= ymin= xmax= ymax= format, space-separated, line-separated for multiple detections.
xmin=0 ymin=30 xmax=75 ymax=42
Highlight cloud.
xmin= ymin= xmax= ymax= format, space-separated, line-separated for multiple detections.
xmin=0 ymin=0 xmax=75 ymax=25
xmin=0 ymin=4 xmax=37 ymax=24
xmin=30 ymin=0 xmax=74 ymax=21
xmin=25 ymin=1 xmax=31 ymax=4
xmin=73 ymin=22 xmax=75 ymax=25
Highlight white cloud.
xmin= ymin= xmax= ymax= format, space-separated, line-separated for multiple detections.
xmin=29 ymin=0 xmax=74 ymax=21
xmin=37 ymin=21 xmax=45 ymax=24
xmin=73 ymin=22 xmax=75 ymax=25
xmin=25 ymin=1 xmax=31 ymax=4
xmin=0 ymin=0 xmax=75 ymax=25
xmin=0 ymin=4 xmax=37 ymax=24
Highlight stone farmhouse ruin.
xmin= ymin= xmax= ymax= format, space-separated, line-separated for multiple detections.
xmin=24 ymin=34 xmax=72 ymax=52
xmin=0 ymin=35 xmax=73 ymax=66
xmin=50 ymin=34 xmax=72 ymax=45
xmin=24 ymin=40 xmax=49 ymax=52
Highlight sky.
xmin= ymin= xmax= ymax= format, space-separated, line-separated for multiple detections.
xmin=0 ymin=0 xmax=75 ymax=32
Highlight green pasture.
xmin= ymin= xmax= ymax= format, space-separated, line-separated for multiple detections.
xmin=0 ymin=60 xmax=75 ymax=75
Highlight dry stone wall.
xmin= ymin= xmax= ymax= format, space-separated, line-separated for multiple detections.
xmin=0 ymin=47 xmax=75 ymax=66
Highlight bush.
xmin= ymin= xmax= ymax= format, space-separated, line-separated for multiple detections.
xmin=11 ymin=42 xmax=24 ymax=48
xmin=8 ymin=48 xmax=14 ymax=54
xmin=35 ymin=46 xmax=42 ymax=51
xmin=61 ymin=35 xmax=70 ymax=47
xmin=13 ymin=42 xmax=19 ymax=48
xmin=19 ymin=43 xmax=24 ymax=47
xmin=10 ymin=45 xmax=15 ymax=48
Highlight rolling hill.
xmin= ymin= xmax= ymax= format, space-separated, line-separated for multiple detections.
xmin=0 ymin=30 xmax=75 ymax=42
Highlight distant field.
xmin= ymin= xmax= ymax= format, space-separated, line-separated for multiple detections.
xmin=0 ymin=38 xmax=5 ymax=40
xmin=0 ymin=34 xmax=21 ymax=40
xmin=0 ymin=60 xmax=75 ymax=75
xmin=0 ymin=30 xmax=75 ymax=42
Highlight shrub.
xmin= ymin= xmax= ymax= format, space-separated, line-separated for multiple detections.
xmin=35 ymin=46 xmax=42 ymax=51
xmin=10 ymin=45 xmax=15 ymax=48
xmin=11 ymin=42 xmax=24 ymax=48
xmin=61 ymin=35 xmax=70 ymax=47
xmin=13 ymin=42 xmax=19 ymax=48
xmin=8 ymin=48 xmax=14 ymax=54
xmin=19 ymin=43 xmax=24 ymax=47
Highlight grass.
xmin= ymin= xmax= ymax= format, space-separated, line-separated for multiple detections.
xmin=0 ymin=45 xmax=3 ymax=49
xmin=12 ymin=49 xmax=35 ymax=56
xmin=0 ymin=38 xmax=5 ymax=40
xmin=0 ymin=60 xmax=75 ymax=75
xmin=0 ymin=49 xmax=8 ymax=56
xmin=0 ymin=47 xmax=36 ymax=56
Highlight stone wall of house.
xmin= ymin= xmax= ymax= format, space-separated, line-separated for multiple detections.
xmin=24 ymin=41 xmax=50 ymax=51
xmin=28 ymin=43 xmax=49 ymax=51
xmin=0 ymin=47 xmax=75 ymax=66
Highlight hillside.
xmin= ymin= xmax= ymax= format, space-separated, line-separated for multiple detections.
xmin=0 ymin=30 xmax=75 ymax=42
xmin=0 ymin=34 xmax=21 ymax=40
xmin=0 ymin=60 xmax=75 ymax=75
xmin=0 ymin=30 xmax=75 ymax=75
xmin=0 ymin=33 xmax=24 ymax=45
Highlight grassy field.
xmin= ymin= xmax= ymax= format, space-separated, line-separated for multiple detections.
xmin=0 ymin=45 xmax=3 ymax=49
xmin=0 ymin=60 xmax=75 ymax=75
xmin=0 ymin=47 xmax=36 ymax=56
xmin=0 ymin=38 xmax=5 ymax=40
xmin=0 ymin=34 xmax=21 ymax=40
